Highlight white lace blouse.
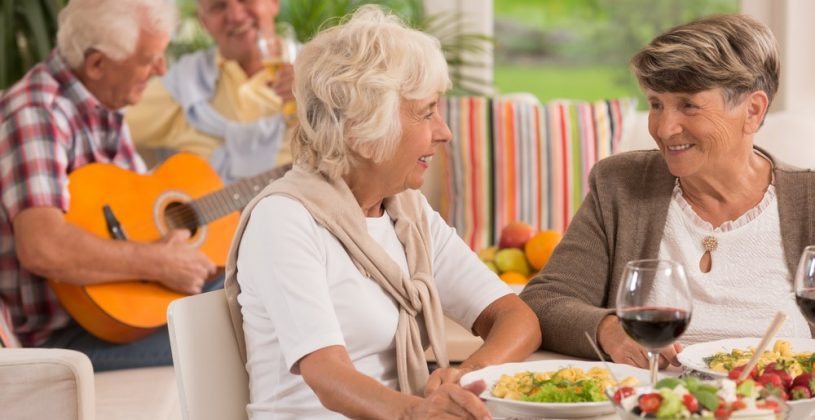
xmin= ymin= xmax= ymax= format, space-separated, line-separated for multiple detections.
xmin=657 ymin=182 xmax=810 ymax=346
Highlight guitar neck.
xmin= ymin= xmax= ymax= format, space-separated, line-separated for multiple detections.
xmin=189 ymin=166 xmax=288 ymax=225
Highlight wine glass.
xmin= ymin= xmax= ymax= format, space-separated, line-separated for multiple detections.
xmin=256 ymin=23 xmax=299 ymax=119
xmin=616 ymin=259 xmax=692 ymax=384
xmin=794 ymin=245 xmax=815 ymax=324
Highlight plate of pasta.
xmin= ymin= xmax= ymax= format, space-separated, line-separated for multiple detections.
xmin=678 ymin=338 xmax=815 ymax=378
xmin=460 ymin=360 xmax=649 ymax=418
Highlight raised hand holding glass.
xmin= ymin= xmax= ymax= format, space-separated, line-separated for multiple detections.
xmin=616 ymin=259 xmax=692 ymax=384
xmin=256 ymin=23 xmax=298 ymax=121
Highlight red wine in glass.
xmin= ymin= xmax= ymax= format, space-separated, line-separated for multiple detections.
xmin=615 ymin=259 xmax=692 ymax=384
xmin=795 ymin=289 xmax=815 ymax=324
xmin=795 ymin=246 xmax=815 ymax=326
xmin=619 ymin=306 xmax=691 ymax=349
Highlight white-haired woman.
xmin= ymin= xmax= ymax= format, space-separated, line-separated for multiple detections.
xmin=223 ymin=5 xmax=540 ymax=419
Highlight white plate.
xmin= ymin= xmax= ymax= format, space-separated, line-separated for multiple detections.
xmin=460 ymin=360 xmax=650 ymax=418
xmin=678 ymin=337 xmax=815 ymax=378
xmin=678 ymin=338 xmax=815 ymax=418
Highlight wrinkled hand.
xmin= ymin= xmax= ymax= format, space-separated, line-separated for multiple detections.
xmin=154 ymin=229 xmax=216 ymax=294
xmin=597 ymin=315 xmax=683 ymax=369
xmin=268 ymin=63 xmax=294 ymax=102
xmin=404 ymin=381 xmax=490 ymax=420
xmin=425 ymin=367 xmax=467 ymax=396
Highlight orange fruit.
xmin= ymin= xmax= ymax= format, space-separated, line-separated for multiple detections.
xmin=524 ymin=230 xmax=563 ymax=270
xmin=499 ymin=271 xmax=529 ymax=285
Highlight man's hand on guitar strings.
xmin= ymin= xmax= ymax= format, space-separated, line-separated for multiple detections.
xmin=154 ymin=229 xmax=216 ymax=294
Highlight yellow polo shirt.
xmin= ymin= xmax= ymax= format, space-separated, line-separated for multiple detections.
xmin=126 ymin=54 xmax=292 ymax=169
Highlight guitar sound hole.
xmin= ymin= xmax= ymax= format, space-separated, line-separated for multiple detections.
xmin=164 ymin=202 xmax=200 ymax=235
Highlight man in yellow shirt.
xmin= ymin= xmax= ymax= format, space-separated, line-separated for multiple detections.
xmin=126 ymin=0 xmax=293 ymax=184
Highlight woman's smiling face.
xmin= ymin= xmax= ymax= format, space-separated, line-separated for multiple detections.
xmin=647 ymin=88 xmax=754 ymax=180
xmin=379 ymin=95 xmax=452 ymax=193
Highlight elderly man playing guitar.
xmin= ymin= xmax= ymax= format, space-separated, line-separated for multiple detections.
xmin=0 ymin=0 xmax=218 ymax=371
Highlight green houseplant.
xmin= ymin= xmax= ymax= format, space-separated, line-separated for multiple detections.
xmin=278 ymin=0 xmax=423 ymax=42
xmin=1 ymin=0 xmax=65 ymax=89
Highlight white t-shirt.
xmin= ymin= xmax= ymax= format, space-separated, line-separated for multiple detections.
xmin=236 ymin=194 xmax=511 ymax=419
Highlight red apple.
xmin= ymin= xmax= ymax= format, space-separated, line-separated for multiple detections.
xmin=498 ymin=222 xmax=536 ymax=249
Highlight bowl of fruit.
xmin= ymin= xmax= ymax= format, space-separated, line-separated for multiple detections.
xmin=477 ymin=222 xmax=563 ymax=291
xmin=608 ymin=377 xmax=787 ymax=419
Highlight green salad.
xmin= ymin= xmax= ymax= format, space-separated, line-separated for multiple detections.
xmin=491 ymin=366 xmax=639 ymax=403
xmin=523 ymin=378 xmax=606 ymax=403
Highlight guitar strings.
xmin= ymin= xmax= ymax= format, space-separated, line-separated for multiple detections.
xmin=110 ymin=166 xmax=286 ymax=236
xmin=161 ymin=171 xmax=277 ymax=230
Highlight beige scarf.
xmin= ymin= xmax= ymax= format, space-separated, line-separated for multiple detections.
xmin=224 ymin=166 xmax=449 ymax=395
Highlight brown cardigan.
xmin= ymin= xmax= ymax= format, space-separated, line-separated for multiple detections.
xmin=520 ymin=148 xmax=815 ymax=359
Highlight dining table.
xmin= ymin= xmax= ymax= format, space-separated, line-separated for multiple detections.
xmin=430 ymin=319 xmax=815 ymax=419
xmin=428 ymin=316 xmax=680 ymax=420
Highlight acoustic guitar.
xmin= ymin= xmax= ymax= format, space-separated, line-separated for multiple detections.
xmin=48 ymin=153 xmax=289 ymax=343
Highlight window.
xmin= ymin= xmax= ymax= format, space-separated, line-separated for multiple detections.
xmin=493 ymin=0 xmax=740 ymax=107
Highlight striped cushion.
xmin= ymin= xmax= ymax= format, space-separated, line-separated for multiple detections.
xmin=438 ymin=95 xmax=637 ymax=251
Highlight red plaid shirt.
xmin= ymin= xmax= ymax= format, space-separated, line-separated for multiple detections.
xmin=0 ymin=50 xmax=146 ymax=346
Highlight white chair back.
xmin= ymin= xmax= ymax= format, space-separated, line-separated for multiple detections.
xmin=167 ymin=289 xmax=249 ymax=420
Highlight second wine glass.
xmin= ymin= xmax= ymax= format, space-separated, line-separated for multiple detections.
xmin=794 ymin=245 xmax=815 ymax=325
xmin=616 ymin=259 xmax=692 ymax=384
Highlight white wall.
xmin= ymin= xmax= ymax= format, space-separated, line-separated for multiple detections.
xmin=742 ymin=0 xmax=815 ymax=114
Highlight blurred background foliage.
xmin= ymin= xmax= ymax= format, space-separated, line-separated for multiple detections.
xmin=278 ymin=0 xmax=424 ymax=43
xmin=493 ymin=0 xmax=740 ymax=105
xmin=1 ymin=0 xmax=66 ymax=89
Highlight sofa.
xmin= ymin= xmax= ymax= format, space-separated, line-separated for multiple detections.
xmin=2 ymin=99 xmax=813 ymax=420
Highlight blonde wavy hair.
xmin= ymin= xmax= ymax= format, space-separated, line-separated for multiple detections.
xmin=291 ymin=4 xmax=451 ymax=180
xmin=630 ymin=14 xmax=779 ymax=109
xmin=57 ymin=0 xmax=177 ymax=69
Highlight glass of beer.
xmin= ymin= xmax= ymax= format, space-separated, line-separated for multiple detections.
xmin=256 ymin=23 xmax=298 ymax=121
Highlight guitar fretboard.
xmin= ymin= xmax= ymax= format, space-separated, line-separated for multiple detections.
xmin=168 ymin=164 xmax=290 ymax=230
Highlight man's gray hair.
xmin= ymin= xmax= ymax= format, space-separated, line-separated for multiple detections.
xmin=57 ymin=0 xmax=177 ymax=68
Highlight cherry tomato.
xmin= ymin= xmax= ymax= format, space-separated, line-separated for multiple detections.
xmin=714 ymin=407 xmax=732 ymax=420
xmin=612 ymin=386 xmax=636 ymax=404
xmin=639 ymin=393 xmax=662 ymax=414
xmin=682 ymin=393 xmax=699 ymax=413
